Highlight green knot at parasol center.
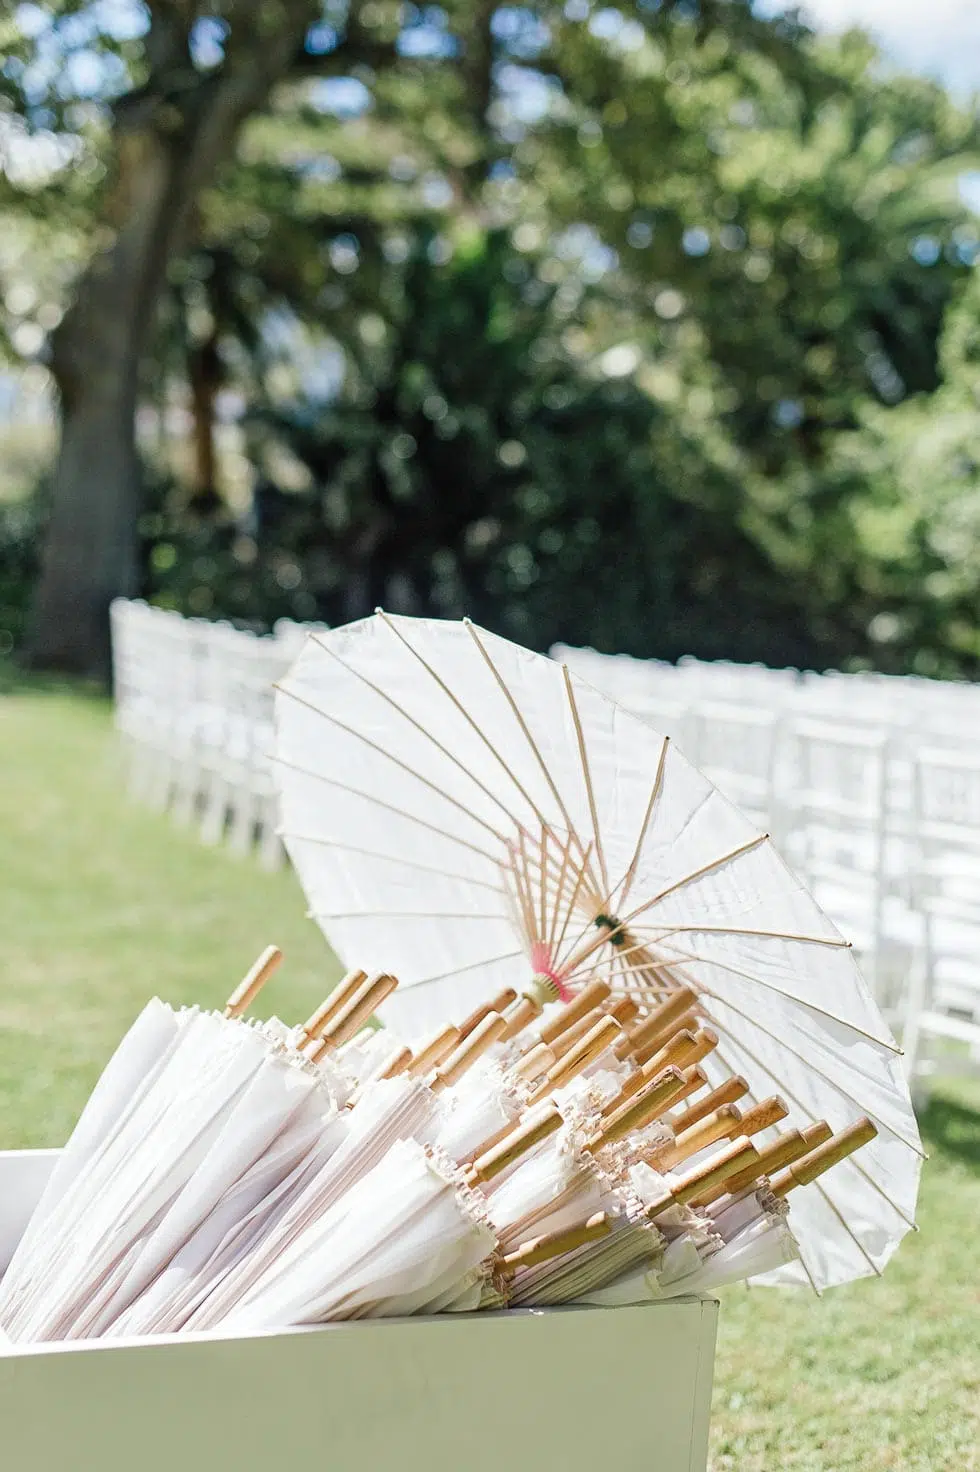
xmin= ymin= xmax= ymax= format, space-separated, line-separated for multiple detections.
xmin=593 ymin=913 xmax=629 ymax=947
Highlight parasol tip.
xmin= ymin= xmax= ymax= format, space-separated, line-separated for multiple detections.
xmin=770 ymin=1115 xmax=879 ymax=1198
xmin=223 ymin=945 xmax=284 ymax=1019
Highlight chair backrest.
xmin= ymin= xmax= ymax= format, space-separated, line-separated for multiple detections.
xmin=684 ymin=700 xmax=777 ymax=825
xmin=775 ymin=718 xmax=891 ymax=951
xmin=554 ymin=647 xmax=675 ymax=709
xmin=909 ymin=743 xmax=980 ymax=943
xmin=273 ymin=619 xmax=329 ymax=663
xmin=626 ymin=695 xmax=694 ymax=751
xmin=109 ymin=598 xmax=150 ymax=719
xmin=781 ymin=718 xmax=888 ymax=829
xmin=912 ymin=745 xmax=980 ymax=856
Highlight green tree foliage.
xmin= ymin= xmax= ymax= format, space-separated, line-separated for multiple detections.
xmin=153 ymin=228 xmax=814 ymax=663
xmin=802 ymin=269 xmax=980 ymax=678
xmin=2 ymin=1 xmax=979 ymax=673
xmin=522 ymin=19 xmax=977 ymax=463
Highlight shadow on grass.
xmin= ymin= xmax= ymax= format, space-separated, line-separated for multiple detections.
xmin=919 ymin=1091 xmax=980 ymax=1172
xmin=0 ymin=656 xmax=106 ymax=701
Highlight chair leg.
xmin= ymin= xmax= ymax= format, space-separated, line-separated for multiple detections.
xmin=129 ymin=739 xmax=158 ymax=804
xmin=259 ymin=827 xmax=285 ymax=872
xmin=200 ymin=770 xmax=230 ymax=847
xmin=901 ymin=916 xmax=932 ymax=1108
xmin=258 ymin=794 xmax=284 ymax=871
xmin=146 ymin=748 xmax=175 ymax=814
xmin=120 ymin=734 xmax=146 ymax=801
xmin=228 ymin=783 xmax=257 ymax=857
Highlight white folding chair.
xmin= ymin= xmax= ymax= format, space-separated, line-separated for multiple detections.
xmin=902 ymin=744 xmax=980 ymax=1098
xmin=684 ymin=700 xmax=778 ymax=831
xmin=197 ymin=624 xmax=256 ymax=849
xmin=227 ymin=635 xmax=292 ymax=868
xmin=273 ymin=618 xmax=328 ymax=663
xmin=626 ymin=693 xmax=696 ymax=753
xmin=551 ymin=646 xmax=696 ymax=751
xmin=676 ymin=655 xmax=799 ymax=710
xmin=775 ymin=717 xmax=894 ymax=1006
xmin=112 ymin=603 xmax=196 ymax=811
xmin=169 ymin=618 xmax=232 ymax=827
xmin=110 ymin=599 xmax=156 ymax=798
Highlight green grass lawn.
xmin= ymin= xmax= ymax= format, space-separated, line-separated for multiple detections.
xmin=0 ymin=678 xmax=342 ymax=1149
xmin=1 ymin=680 xmax=978 ymax=1469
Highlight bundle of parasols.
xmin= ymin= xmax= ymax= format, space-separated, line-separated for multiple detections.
xmin=0 ymin=944 xmax=878 ymax=1344
xmin=0 ymin=611 xmax=921 ymax=1344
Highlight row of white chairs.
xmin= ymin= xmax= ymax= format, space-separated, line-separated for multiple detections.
xmin=107 ymin=603 xmax=980 ymax=1096
xmin=556 ymin=644 xmax=980 ymax=1098
xmin=109 ymin=600 xmax=323 ymax=870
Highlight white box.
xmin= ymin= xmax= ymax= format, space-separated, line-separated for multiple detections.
xmin=0 ymin=1150 xmax=718 ymax=1471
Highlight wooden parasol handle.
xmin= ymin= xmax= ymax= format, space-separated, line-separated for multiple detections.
xmin=527 ymin=1015 xmax=623 ymax=1105
xmin=615 ymin=986 xmax=697 ymax=1060
xmin=456 ymin=990 xmax=516 ymax=1043
xmin=497 ymin=1212 xmax=612 ymax=1280
xmin=770 ymin=1117 xmax=878 ymax=1198
xmin=499 ymin=994 xmax=543 ymax=1042
xmin=549 ymin=1005 xmax=608 ymax=1061
xmin=468 ymin=1105 xmax=564 ymax=1185
xmin=431 ymin=1012 xmax=508 ymax=1091
xmin=300 ymin=969 xmax=368 ymax=1041
xmin=408 ymin=1025 xmax=460 ymax=1076
xmin=670 ymin=1139 xmax=760 ymax=1208
xmin=643 ymin=1139 xmax=760 ymax=1216
xmin=650 ymin=1103 xmax=744 ymax=1172
xmin=694 ymin=1121 xmax=834 ymax=1207
xmin=739 ymin=1096 xmax=789 ymax=1137
xmin=587 ymin=1066 xmax=686 ymax=1151
xmin=312 ymin=972 xmax=399 ymax=1055
xmin=512 ymin=1039 xmax=557 ymax=1083
xmin=538 ymin=981 xmax=611 ymax=1046
xmin=223 ymin=946 xmax=283 ymax=1019
xmin=670 ymin=1075 xmax=749 ymax=1134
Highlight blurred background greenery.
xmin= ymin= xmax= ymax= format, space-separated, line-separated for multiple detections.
xmin=2 ymin=1 xmax=980 ymax=677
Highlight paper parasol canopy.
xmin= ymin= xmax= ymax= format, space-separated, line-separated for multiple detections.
xmin=273 ymin=612 xmax=921 ymax=1290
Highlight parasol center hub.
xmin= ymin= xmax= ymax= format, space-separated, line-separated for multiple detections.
xmin=527 ymin=973 xmax=569 ymax=1005
xmin=593 ymin=912 xmax=631 ymax=949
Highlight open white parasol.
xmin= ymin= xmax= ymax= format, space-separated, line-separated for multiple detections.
xmin=274 ymin=612 xmax=922 ymax=1290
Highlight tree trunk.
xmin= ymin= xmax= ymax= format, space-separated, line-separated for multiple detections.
xmin=188 ymin=331 xmax=222 ymax=512
xmin=28 ymin=372 xmax=143 ymax=679
xmin=25 ymin=7 xmax=322 ymax=678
